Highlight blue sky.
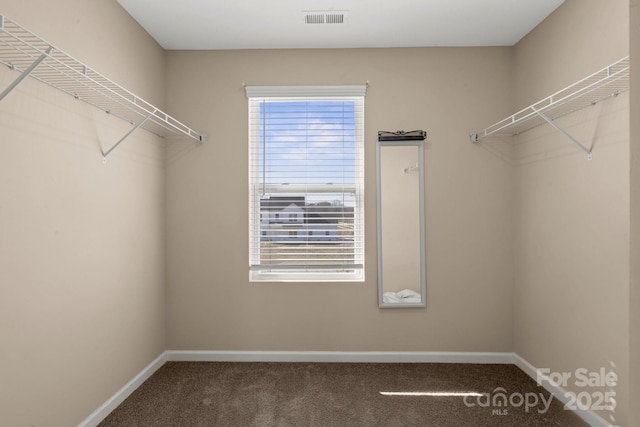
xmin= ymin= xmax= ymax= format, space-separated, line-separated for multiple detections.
xmin=258 ymin=100 xmax=357 ymax=186
xmin=257 ymin=99 xmax=360 ymax=207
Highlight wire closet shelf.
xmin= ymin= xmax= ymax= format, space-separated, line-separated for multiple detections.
xmin=0 ymin=14 xmax=204 ymax=159
xmin=470 ymin=56 xmax=629 ymax=160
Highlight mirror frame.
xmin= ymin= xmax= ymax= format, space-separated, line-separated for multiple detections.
xmin=377 ymin=140 xmax=426 ymax=308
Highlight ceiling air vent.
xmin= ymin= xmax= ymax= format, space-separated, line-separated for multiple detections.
xmin=303 ymin=11 xmax=348 ymax=25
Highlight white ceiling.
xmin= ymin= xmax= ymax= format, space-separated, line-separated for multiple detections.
xmin=116 ymin=0 xmax=565 ymax=50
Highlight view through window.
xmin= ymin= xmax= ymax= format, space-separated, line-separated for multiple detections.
xmin=247 ymin=87 xmax=365 ymax=281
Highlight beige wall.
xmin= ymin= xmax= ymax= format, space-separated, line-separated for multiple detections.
xmin=0 ymin=1 xmax=167 ymax=426
xmin=630 ymin=0 xmax=640 ymax=425
xmin=164 ymin=47 xmax=515 ymax=352
xmin=512 ymin=0 xmax=630 ymax=424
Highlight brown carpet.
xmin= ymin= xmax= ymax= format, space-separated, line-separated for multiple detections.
xmin=99 ymin=362 xmax=589 ymax=426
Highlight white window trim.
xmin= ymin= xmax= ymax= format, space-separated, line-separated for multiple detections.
xmin=245 ymin=85 xmax=367 ymax=98
xmin=246 ymin=85 xmax=366 ymax=282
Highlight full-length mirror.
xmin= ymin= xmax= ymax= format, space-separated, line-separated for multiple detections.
xmin=377 ymin=139 xmax=426 ymax=308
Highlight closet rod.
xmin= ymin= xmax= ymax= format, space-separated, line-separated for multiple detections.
xmin=470 ymin=56 xmax=629 ymax=159
xmin=0 ymin=14 xmax=205 ymax=161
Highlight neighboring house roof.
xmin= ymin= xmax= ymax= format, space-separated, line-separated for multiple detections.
xmin=306 ymin=205 xmax=354 ymax=225
xmin=260 ymin=196 xmax=354 ymax=225
xmin=260 ymin=196 xmax=305 ymax=211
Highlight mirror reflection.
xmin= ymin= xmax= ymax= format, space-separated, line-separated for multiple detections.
xmin=377 ymin=141 xmax=426 ymax=308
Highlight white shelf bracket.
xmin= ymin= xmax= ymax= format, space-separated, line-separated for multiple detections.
xmin=469 ymin=57 xmax=628 ymax=161
xmin=102 ymin=108 xmax=157 ymax=162
xmin=0 ymin=45 xmax=52 ymax=102
xmin=531 ymin=107 xmax=593 ymax=160
xmin=1 ymin=14 xmax=205 ymax=160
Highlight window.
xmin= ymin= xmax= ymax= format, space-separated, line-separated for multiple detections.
xmin=247 ymin=85 xmax=366 ymax=281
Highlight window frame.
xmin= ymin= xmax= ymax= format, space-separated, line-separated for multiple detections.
xmin=246 ymin=85 xmax=366 ymax=282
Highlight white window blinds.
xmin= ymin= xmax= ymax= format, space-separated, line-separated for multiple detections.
xmin=246 ymin=86 xmax=366 ymax=281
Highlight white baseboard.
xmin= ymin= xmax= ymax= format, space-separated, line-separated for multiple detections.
xmin=513 ymin=354 xmax=616 ymax=427
xmin=79 ymin=350 xmax=616 ymax=427
xmin=166 ymin=350 xmax=516 ymax=364
xmin=78 ymin=350 xmax=512 ymax=426
xmin=77 ymin=352 xmax=167 ymax=427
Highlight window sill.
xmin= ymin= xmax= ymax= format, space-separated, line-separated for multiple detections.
xmin=250 ymin=270 xmax=364 ymax=283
